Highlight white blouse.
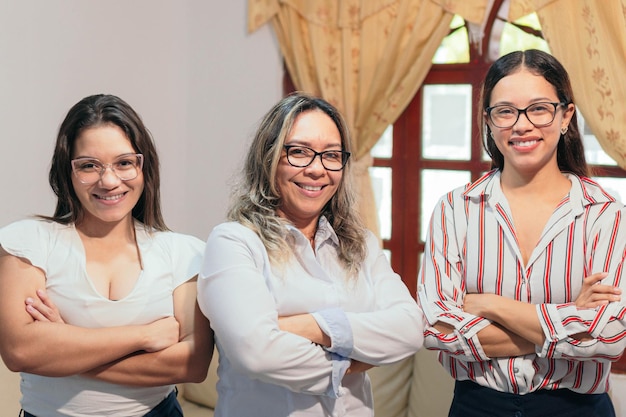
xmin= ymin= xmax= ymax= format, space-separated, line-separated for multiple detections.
xmin=0 ymin=218 xmax=205 ymax=416
xmin=197 ymin=217 xmax=423 ymax=417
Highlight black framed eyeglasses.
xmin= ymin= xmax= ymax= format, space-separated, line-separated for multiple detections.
xmin=486 ymin=102 xmax=566 ymax=128
xmin=283 ymin=145 xmax=350 ymax=171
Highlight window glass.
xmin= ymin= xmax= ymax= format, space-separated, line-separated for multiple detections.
xmin=482 ymin=143 xmax=492 ymax=162
xmin=371 ymin=125 xmax=393 ymax=159
xmin=416 ymin=250 xmax=423 ymax=280
xmin=499 ymin=14 xmax=550 ymax=56
xmin=577 ymin=111 xmax=618 ymax=166
xmin=369 ymin=166 xmax=392 ymax=240
xmin=422 ymin=84 xmax=473 ymax=160
xmin=421 ymin=169 xmax=471 ymax=241
xmin=432 ymin=15 xmax=469 ymax=64
xmin=594 ymin=177 xmax=626 ymax=204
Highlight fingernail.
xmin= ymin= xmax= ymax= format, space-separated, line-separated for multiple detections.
xmin=25 ymin=297 xmax=33 ymax=304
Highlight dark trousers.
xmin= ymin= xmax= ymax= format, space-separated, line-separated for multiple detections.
xmin=449 ymin=380 xmax=615 ymax=417
xmin=20 ymin=388 xmax=183 ymax=417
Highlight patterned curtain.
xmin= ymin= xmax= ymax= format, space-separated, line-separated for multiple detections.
xmin=247 ymin=0 xmax=475 ymax=236
xmin=525 ymin=0 xmax=626 ymax=169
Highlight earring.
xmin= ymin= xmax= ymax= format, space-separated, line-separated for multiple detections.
xmin=560 ymin=126 xmax=568 ymax=135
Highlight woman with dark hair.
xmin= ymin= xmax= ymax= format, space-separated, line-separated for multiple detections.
xmin=47 ymin=94 xmax=165 ymax=227
xmin=0 ymin=94 xmax=213 ymax=416
xmin=418 ymin=49 xmax=626 ymax=417
xmin=197 ymin=92 xmax=423 ymax=416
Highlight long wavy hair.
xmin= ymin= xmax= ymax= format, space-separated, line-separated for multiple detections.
xmin=46 ymin=94 xmax=168 ymax=230
xmin=228 ymin=92 xmax=367 ymax=274
xmin=479 ymin=49 xmax=589 ymax=177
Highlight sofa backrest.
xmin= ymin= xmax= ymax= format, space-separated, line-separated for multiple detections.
xmin=408 ymin=349 xmax=454 ymax=417
xmin=369 ymin=349 xmax=454 ymax=417
xmin=0 ymin=363 xmax=21 ymax=413
xmin=181 ymin=348 xmax=220 ymax=408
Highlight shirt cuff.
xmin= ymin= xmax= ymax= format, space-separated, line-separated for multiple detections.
xmin=312 ymin=307 xmax=353 ymax=357
xmin=326 ymin=352 xmax=350 ymax=398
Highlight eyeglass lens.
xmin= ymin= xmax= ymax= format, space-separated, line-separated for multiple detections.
xmin=285 ymin=146 xmax=348 ymax=171
xmin=72 ymin=154 xmax=143 ymax=184
xmin=489 ymin=102 xmax=559 ymax=128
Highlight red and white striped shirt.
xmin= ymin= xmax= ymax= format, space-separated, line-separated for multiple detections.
xmin=418 ymin=170 xmax=626 ymax=394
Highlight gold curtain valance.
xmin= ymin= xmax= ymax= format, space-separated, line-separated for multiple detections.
xmin=249 ymin=0 xmax=405 ymax=32
xmin=429 ymin=0 xmax=490 ymax=24
xmin=508 ymin=0 xmax=559 ymax=20
xmin=249 ymin=0 xmax=503 ymax=31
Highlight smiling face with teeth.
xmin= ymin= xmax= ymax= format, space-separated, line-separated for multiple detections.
xmin=71 ymin=124 xmax=144 ymax=231
xmin=486 ymin=68 xmax=575 ymax=179
xmin=275 ymin=109 xmax=343 ymax=236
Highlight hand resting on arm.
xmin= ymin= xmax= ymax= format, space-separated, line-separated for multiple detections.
xmin=279 ymin=313 xmax=375 ymax=375
xmin=434 ymin=272 xmax=621 ymax=358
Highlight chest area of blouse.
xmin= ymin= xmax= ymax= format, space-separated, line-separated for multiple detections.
xmin=43 ymin=238 xmax=176 ymax=327
xmin=462 ymin=203 xmax=587 ymax=303
xmin=267 ymin=247 xmax=375 ymax=315
xmin=81 ymin=238 xmax=142 ymax=301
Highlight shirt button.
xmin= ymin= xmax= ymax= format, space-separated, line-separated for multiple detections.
xmin=513 ymin=367 xmax=519 ymax=373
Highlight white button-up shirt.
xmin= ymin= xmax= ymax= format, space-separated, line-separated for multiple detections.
xmin=198 ymin=217 xmax=423 ymax=416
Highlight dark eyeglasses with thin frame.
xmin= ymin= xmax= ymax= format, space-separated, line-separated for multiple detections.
xmin=283 ymin=145 xmax=350 ymax=171
xmin=486 ymin=102 xmax=566 ymax=128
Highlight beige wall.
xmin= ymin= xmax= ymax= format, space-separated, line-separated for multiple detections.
xmin=0 ymin=0 xmax=281 ymax=410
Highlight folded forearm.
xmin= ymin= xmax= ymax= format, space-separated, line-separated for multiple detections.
xmin=5 ymin=322 xmax=158 ymax=376
xmin=431 ymin=319 xmax=534 ymax=359
xmin=465 ymin=293 xmax=545 ymax=347
xmin=85 ymin=340 xmax=213 ymax=386
xmin=476 ymin=323 xmax=536 ymax=357
xmin=486 ymin=298 xmax=545 ymax=346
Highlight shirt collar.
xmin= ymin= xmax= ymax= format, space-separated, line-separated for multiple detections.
xmin=285 ymin=215 xmax=340 ymax=247
xmin=462 ymin=170 xmax=616 ymax=215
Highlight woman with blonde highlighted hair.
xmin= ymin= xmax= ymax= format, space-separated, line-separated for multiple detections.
xmin=198 ymin=92 xmax=423 ymax=417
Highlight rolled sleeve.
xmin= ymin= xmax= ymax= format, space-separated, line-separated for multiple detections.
xmin=420 ymin=284 xmax=492 ymax=362
xmin=312 ymin=307 xmax=353 ymax=358
xmin=536 ymin=302 xmax=626 ymax=360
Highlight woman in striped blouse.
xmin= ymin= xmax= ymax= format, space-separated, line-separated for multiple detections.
xmin=418 ymin=49 xmax=625 ymax=417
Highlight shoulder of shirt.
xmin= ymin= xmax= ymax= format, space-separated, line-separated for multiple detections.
xmin=569 ymin=174 xmax=620 ymax=206
xmin=134 ymin=222 xmax=205 ymax=248
xmin=1 ymin=217 xmax=71 ymax=233
xmin=209 ymin=221 xmax=265 ymax=245
xmin=461 ymin=169 xmax=498 ymax=200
